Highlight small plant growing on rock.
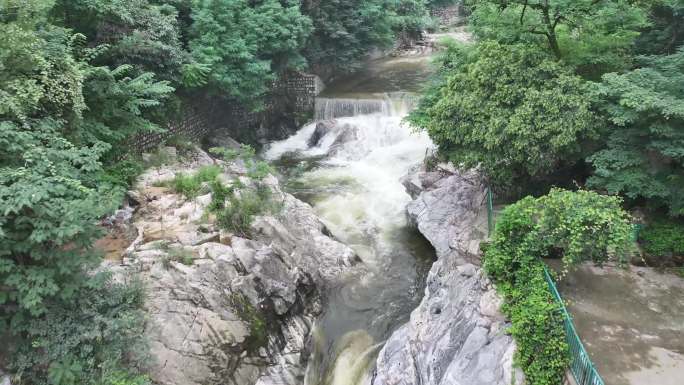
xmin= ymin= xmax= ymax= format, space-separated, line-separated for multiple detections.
xmin=165 ymin=165 xmax=222 ymax=198
xmin=210 ymin=145 xmax=274 ymax=181
xmin=161 ymin=247 xmax=195 ymax=268
xmin=164 ymin=134 xmax=196 ymax=157
xmin=209 ymin=146 xmax=241 ymax=162
xmin=144 ymin=146 xmax=174 ymax=171
xmin=206 ymin=179 xmax=281 ymax=238
xmin=228 ymin=292 xmax=268 ymax=353
xmin=246 ymin=160 xmax=274 ymax=181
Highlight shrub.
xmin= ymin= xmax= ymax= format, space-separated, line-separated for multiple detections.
xmin=164 ymin=134 xmax=196 ymax=156
xmin=209 ymin=146 xmax=242 ymax=162
xmin=246 ymin=160 xmax=274 ymax=181
xmin=167 ymin=165 xmax=221 ymax=198
xmin=207 ymin=179 xmax=234 ymax=212
xmin=215 ymin=186 xmax=275 ymax=237
xmin=143 ymin=147 xmax=174 ymax=170
xmin=97 ymin=159 xmax=145 ymax=189
xmin=8 ymin=273 xmax=149 ymax=385
xmin=0 ymin=120 xmax=109 ymax=320
xmin=408 ymin=42 xmax=599 ymax=188
xmin=483 ymin=189 xmax=633 ymax=385
xmin=639 ymin=218 xmax=684 ymax=259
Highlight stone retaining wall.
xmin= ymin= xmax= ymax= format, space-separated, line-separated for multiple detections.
xmin=431 ymin=4 xmax=465 ymax=26
xmin=132 ymin=104 xmax=214 ymax=153
xmin=130 ymin=71 xmax=321 ymax=152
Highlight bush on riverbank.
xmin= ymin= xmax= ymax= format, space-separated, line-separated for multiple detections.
xmin=639 ymin=217 xmax=684 ymax=266
xmin=483 ymin=189 xmax=633 ymax=385
xmin=160 ymin=149 xmax=280 ymax=238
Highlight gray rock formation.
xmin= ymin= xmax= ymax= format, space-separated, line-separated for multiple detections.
xmin=110 ymin=147 xmax=358 ymax=385
xmin=372 ymin=167 xmax=523 ymax=385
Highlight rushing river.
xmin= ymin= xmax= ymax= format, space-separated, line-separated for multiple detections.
xmin=264 ymin=55 xmax=437 ymax=385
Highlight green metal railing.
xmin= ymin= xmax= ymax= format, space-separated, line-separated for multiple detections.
xmin=485 ymin=187 xmax=606 ymax=385
xmin=486 ymin=187 xmax=494 ymax=237
xmin=543 ymin=268 xmax=605 ymax=385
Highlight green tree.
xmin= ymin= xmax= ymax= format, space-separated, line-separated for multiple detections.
xmin=0 ymin=5 xmax=102 ymax=320
xmin=588 ymin=48 xmax=684 ymax=216
xmin=9 ymin=274 xmax=150 ymax=385
xmin=302 ymin=0 xmax=430 ymax=74
xmin=409 ymin=41 xmax=598 ymax=188
xmin=467 ymin=0 xmax=648 ymax=76
xmin=0 ymin=0 xmax=86 ymax=123
xmin=0 ymin=0 xmax=152 ymax=325
xmin=52 ymin=0 xmax=190 ymax=84
xmin=634 ymin=0 xmax=684 ymax=55
xmin=0 ymin=119 xmax=110 ymax=319
xmin=189 ymin=0 xmax=312 ymax=105
xmin=75 ymin=64 xmax=174 ymax=158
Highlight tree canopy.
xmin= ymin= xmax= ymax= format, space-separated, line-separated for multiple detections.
xmin=409 ymin=41 xmax=598 ymax=186
xmin=415 ymin=0 xmax=684 ymax=220
xmin=189 ymin=0 xmax=313 ymax=104
xmin=588 ymin=48 xmax=684 ymax=216
xmin=468 ymin=0 xmax=648 ymax=77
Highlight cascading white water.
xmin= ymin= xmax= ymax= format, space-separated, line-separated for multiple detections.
xmin=265 ymin=94 xmax=435 ymax=385
xmin=313 ymin=93 xmax=420 ymax=121
xmin=315 ymin=98 xmax=390 ymax=120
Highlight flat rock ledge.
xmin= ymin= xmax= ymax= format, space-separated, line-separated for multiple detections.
xmin=372 ymin=166 xmax=523 ymax=385
xmin=108 ymin=147 xmax=358 ymax=385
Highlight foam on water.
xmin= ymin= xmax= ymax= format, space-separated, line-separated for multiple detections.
xmin=265 ymin=94 xmax=433 ymax=385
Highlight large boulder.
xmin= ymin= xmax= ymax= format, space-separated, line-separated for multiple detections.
xmin=372 ymin=167 xmax=522 ymax=385
xmin=112 ymin=147 xmax=358 ymax=385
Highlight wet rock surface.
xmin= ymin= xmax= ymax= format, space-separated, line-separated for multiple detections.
xmin=108 ymin=147 xmax=358 ymax=385
xmin=372 ymin=166 xmax=523 ymax=385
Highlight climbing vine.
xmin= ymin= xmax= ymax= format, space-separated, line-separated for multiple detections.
xmin=483 ymin=188 xmax=633 ymax=384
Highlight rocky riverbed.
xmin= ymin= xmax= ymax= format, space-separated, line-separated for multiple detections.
xmin=106 ymin=146 xmax=359 ymax=385
xmin=372 ymin=165 xmax=523 ymax=385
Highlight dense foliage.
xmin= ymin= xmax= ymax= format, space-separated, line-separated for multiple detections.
xmin=639 ymin=217 xmax=684 ymax=259
xmin=484 ymin=189 xmax=633 ymax=384
xmin=588 ymin=49 xmax=684 ymax=216
xmin=2 ymin=0 xmax=433 ymax=382
xmin=410 ymin=1 xmax=684 ymax=383
xmin=9 ymin=274 xmax=150 ymax=385
xmin=302 ymin=0 xmax=431 ymax=74
xmin=413 ymin=0 xmax=684 ymax=221
xmin=467 ymin=0 xmax=648 ymax=77
xmin=409 ymin=41 xmax=597 ymax=186
xmin=189 ymin=0 xmax=312 ymax=104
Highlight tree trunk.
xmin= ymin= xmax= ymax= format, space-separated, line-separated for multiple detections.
xmin=541 ymin=3 xmax=562 ymax=59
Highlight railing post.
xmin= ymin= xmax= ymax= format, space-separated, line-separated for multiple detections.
xmin=486 ymin=187 xmax=494 ymax=237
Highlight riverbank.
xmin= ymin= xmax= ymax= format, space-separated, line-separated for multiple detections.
xmin=100 ymin=145 xmax=359 ymax=385
xmin=372 ymin=165 xmax=523 ymax=385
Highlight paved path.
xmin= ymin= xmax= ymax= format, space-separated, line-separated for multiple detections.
xmin=553 ymin=264 xmax=684 ymax=385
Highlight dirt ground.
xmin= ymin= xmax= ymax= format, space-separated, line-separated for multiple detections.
xmin=553 ymin=263 xmax=684 ymax=385
xmin=94 ymin=230 xmax=134 ymax=262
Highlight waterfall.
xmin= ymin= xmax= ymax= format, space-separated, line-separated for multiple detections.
xmin=314 ymin=92 xmax=420 ymax=120
xmin=265 ymin=92 xmax=434 ymax=385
